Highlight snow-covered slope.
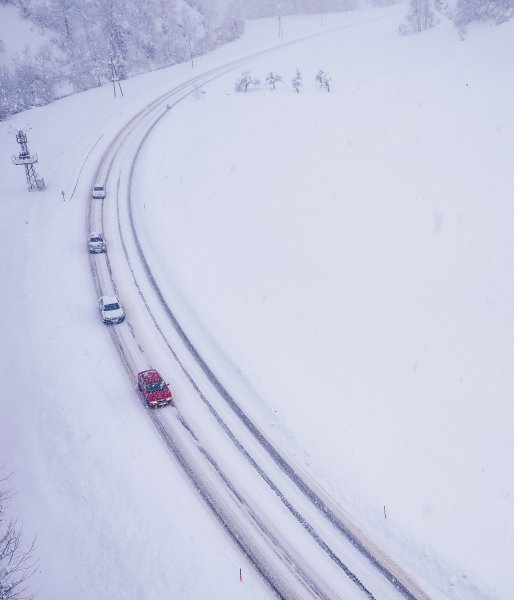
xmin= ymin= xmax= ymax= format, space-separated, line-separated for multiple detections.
xmin=1 ymin=4 xmax=513 ymax=599
xmin=135 ymin=14 xmax=514 ymax=599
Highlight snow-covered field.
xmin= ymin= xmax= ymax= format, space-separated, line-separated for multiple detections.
xmin=1 ymin=3 xmax=513 ymax=598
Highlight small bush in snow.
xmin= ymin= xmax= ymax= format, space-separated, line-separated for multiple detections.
xmin=234 ymin=71 xmax=260 ymax=92
xmin=315 ymin=70 xmax=331 ymax=92
xmin=292 ymin=69 xmax=302 ymax=93
xmin=265 ymin=72 xmax=283 ymax=90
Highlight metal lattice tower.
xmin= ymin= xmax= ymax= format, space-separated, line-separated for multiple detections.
xmin=11 ymin=130 xmax=45 ymax=191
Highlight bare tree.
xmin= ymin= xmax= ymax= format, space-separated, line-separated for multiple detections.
xmin=0 ymin=482 xmax=37 ymax=600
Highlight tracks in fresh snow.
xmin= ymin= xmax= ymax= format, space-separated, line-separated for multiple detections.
xmin=86 ymin=22 xmax=428 ymax=600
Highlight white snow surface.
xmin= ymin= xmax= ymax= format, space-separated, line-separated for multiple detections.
xmin=1 ymin=3 xmax=514 ymax=599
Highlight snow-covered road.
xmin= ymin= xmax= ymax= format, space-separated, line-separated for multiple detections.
xmin=85 ymin=33 xmax=427 ymax=599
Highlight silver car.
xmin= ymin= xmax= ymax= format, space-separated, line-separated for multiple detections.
xmin=92 ymin=184 xmax=106 ymax=199
xmin=88 ymin=232 xmax=106 ymax=254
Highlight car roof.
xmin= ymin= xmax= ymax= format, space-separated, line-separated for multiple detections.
xmin=139 ymin=369 xmax=162 ymax=382
xmin=94 ymin=184 xmax=104 ymax=188
xmin=90 ymin=232 xmax=103 ymax=238
xmin=100 ymin=295 xmax=118 ymax=304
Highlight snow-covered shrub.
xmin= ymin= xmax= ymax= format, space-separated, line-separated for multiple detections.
xmin=265 ymin=71 xmax=283 ymax=90
xmin=292 ymin=69 xmax=302 ymax=93
xmin=234 ymin=70 xmax=260 ymax=92
xmin=315 ymin=70 xmax=331 ymax=92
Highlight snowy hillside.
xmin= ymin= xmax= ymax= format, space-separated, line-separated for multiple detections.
xmin=1 ymin=2 xmax=514 ymax=599
xmin=0 ymin=0 xmax=244 ymax=119
xmin=0 ymin=4 xmax=54 ymax=66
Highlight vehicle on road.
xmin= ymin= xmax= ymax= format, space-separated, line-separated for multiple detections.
xmin=99 ymin=295 xmax=125 ymax=324
xmin=137 ymin=369 xmax=173 ymax=407
xmin=92 ymin=184 xmax=106 ymax=199
xmin=88 ymin=232 xmax=106 ymax=253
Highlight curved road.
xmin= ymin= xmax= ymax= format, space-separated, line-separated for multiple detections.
xmin=86 ymin=19 xmax=429 ymax=600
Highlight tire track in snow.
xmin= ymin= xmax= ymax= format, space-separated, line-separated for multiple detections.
xmin=123 ymin=53 xmax=424 ymax=600
xmin=87 ymin=64 xmax=350 ymax=600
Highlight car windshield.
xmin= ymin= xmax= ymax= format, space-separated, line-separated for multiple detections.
xmin=146 ymin=380 xmax=166 ymax=393
xmin=91 ymin=236 xmax=103 ymax=242
xmin=94 ymin=187 xmax=104 ymax=191
xmin=104 ymin=303 xmax=120 ymax=311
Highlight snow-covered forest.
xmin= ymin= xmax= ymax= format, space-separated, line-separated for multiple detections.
xmin=223 ymin=0 xmax=513 ymax=24
xmin=0 ymin=0 xmax=244 ymax=120
xmin=399 ymin=0 xmax=514 ymax=35
xmin=0 ymin=0 xmax=512 ymax=121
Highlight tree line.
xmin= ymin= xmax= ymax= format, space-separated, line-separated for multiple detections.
xmin=0 ymin=0 xmax=243 ymax=120
xmin=400 ymin=0 xmax=513 ymax=35
xmin=1 ymin=0 xmax=512 ymax=121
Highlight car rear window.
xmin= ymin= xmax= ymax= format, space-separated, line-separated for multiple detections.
xmin=147 ymin=380 xmax=166 ymax=393
xmin=104 ymin=303 xmax=120 ymax=311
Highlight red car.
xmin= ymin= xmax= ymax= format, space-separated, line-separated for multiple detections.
xmin=137 ymin=369 xmax=173 ymax=407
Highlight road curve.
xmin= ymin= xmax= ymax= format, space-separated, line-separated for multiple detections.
xmin=87 ymin=18 xmax=429 ymax=600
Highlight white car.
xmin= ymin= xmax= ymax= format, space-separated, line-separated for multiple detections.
xmin=88 ymin=232 xmax=106 ymax=254
xmin=92 ymin=184 xmax=106 ymax=199
xmin=99 ymin=295 xmax=125 ymax=324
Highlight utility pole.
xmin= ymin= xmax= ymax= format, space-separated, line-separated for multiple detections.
xmin=187 ymin=34 xmax=194 ymax=68
xmin=11 ymin=130 xmax=45 ymax=191
xmin=109 ymin=58 xmax=124 ymax=98
xmin=277 ymin=0 xmax=284 ymax=38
